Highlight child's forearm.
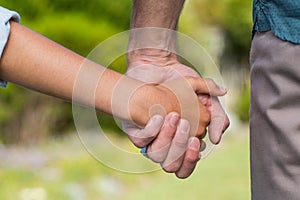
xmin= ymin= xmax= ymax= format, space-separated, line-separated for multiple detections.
xmin=0 ymin=21 xmax=147 ymax=123
xmin=0 ymin=22 xmax=83 ymax=99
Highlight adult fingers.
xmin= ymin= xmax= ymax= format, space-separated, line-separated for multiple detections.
xmin=161 ymin=119 xmax=190 ymax=173
xmin=208 ymin=97 xmax=230 ymax=144
xmin=146 ymin=112 xmax=180 ymax=163
xmin=122 ymin=114 xmax=164 ymax=148
xmin=175 ymin=137 xmax=201 ymax=179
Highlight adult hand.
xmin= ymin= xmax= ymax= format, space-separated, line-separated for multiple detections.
xmin=123 ymin=61 xmax=229 ymax=178
xmin=123 ymin=113 xmax=202 ymax=178
xmin=161 ymin=62 xmax=230 ymax=144
xmin=126 ymin=62 xmax=230 ymax=144
xmin=125 ymin=0 xmax=229 ymax=179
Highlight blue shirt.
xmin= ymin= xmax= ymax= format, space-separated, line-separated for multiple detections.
xmin=0 ymin=7 xmax=20 ymax=88
xmin=253 ymin=0 xmax=300 ymax=44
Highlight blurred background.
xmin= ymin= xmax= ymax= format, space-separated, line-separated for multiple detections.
xmin=0 ymin=0 xmax=252 ymax=199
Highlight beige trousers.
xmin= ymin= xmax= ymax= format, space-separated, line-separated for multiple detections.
xmin=250 ymin=31 xmax=300 ymax=200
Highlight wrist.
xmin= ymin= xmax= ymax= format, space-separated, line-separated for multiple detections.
xmin=127 ymin=28 xmax=178 ymax=68
xmin=127 ymin=50 xmax=178 ymax=68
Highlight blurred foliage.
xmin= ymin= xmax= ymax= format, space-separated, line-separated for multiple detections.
xmin=235 ymin=81 xmax=250 ymax=122
xmin=0 ymin=0 xmax=251 ymax=144
xmin=188 ymin=0 xmax=252 ymax=65
xmin=3 ymin=0 xmax=131 ymax=30
xmin=0 ymin=84 xmax=74 ymax=144
xmin=1 ymin=0 xmax=131 ymax=144
xmin=3 ymin=0 xmax=131 ymax=64
xmin=183 ymin=0 xmax=252 ymax=122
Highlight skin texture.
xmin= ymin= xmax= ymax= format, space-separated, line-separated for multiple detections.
xmin=0 ymin=21 xmax=225 ymax=159
xmin=123 ymin=0 xmax=230 ymax=178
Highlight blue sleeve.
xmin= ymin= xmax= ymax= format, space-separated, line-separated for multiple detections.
xmin=0 ymin=6 xmax=20 ymax=88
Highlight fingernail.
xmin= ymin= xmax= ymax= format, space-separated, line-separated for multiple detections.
xmin=169 ymin=112 xmax=179 ymax=127
xmin=188 ymin=137 xmax=200 ymax=151
xmin=179 ymin=119 xmax=190 ymax=134
xmin=209 ymin=121 xmax=223 ymax=144
xmin=153 ymin=115 xmax=164 ymax=126
xmin=219 ymin=86 xmax=227 ymax=94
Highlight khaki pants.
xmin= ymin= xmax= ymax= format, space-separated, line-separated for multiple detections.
xmin=250 ymin=31 xmax=300 ymax=200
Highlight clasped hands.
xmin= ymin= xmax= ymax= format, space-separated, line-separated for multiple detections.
xmin=122 ymin=53 xmax=230 ymax=179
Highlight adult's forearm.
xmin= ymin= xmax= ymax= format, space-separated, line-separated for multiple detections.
xmin=131 ymin=0 xmax=185 ymax=29
xmin=128 ymin=0 xmax=185 ymax=68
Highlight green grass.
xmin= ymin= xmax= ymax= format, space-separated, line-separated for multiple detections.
xmin=0 ymin=130 xmax=250 ymax=200
xmin=122 ymin=133 xmax=250 ymax=200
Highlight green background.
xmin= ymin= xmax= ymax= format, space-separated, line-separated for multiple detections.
xmin=0 ymin=0 xmax=252 ymax=199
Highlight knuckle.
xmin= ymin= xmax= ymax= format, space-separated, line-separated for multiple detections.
xmin=130 ymin=138 xmax=148 ymax=148
xmin=129 ymin=133 xmax=157 ymax=148
xmin=134 ymin=141 xmax=146 ymax=149
xmin=185 ymin=153 xmax=199 ymax=164
xmin=163 ymin=163 xmax=181 ymax=173
xmin=149 ymin=153 xmax=166 ymax=163
xmin=173 ymin=140 xmax=188 ymax=149
xmin=152 ymin=157 xmax=165 ymax=163
xmin=159 ymin=123 xmax=177 ymax=138
xmin=147 ymin=147 xmax=168 ymax=163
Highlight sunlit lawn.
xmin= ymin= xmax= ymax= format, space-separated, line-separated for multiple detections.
xmin=0 ymin=127 xmax=250 ymax=200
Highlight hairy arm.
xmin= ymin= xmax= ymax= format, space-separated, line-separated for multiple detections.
xmin=128 ymin=0 xmax=185 ymax=65
xmin=124 ymin=0 xmax=230 ymax=178
xmin=131 ymin=0 xmax=185 ymax=28
xmin=128 ymin=0 xmax=229 ymax=143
